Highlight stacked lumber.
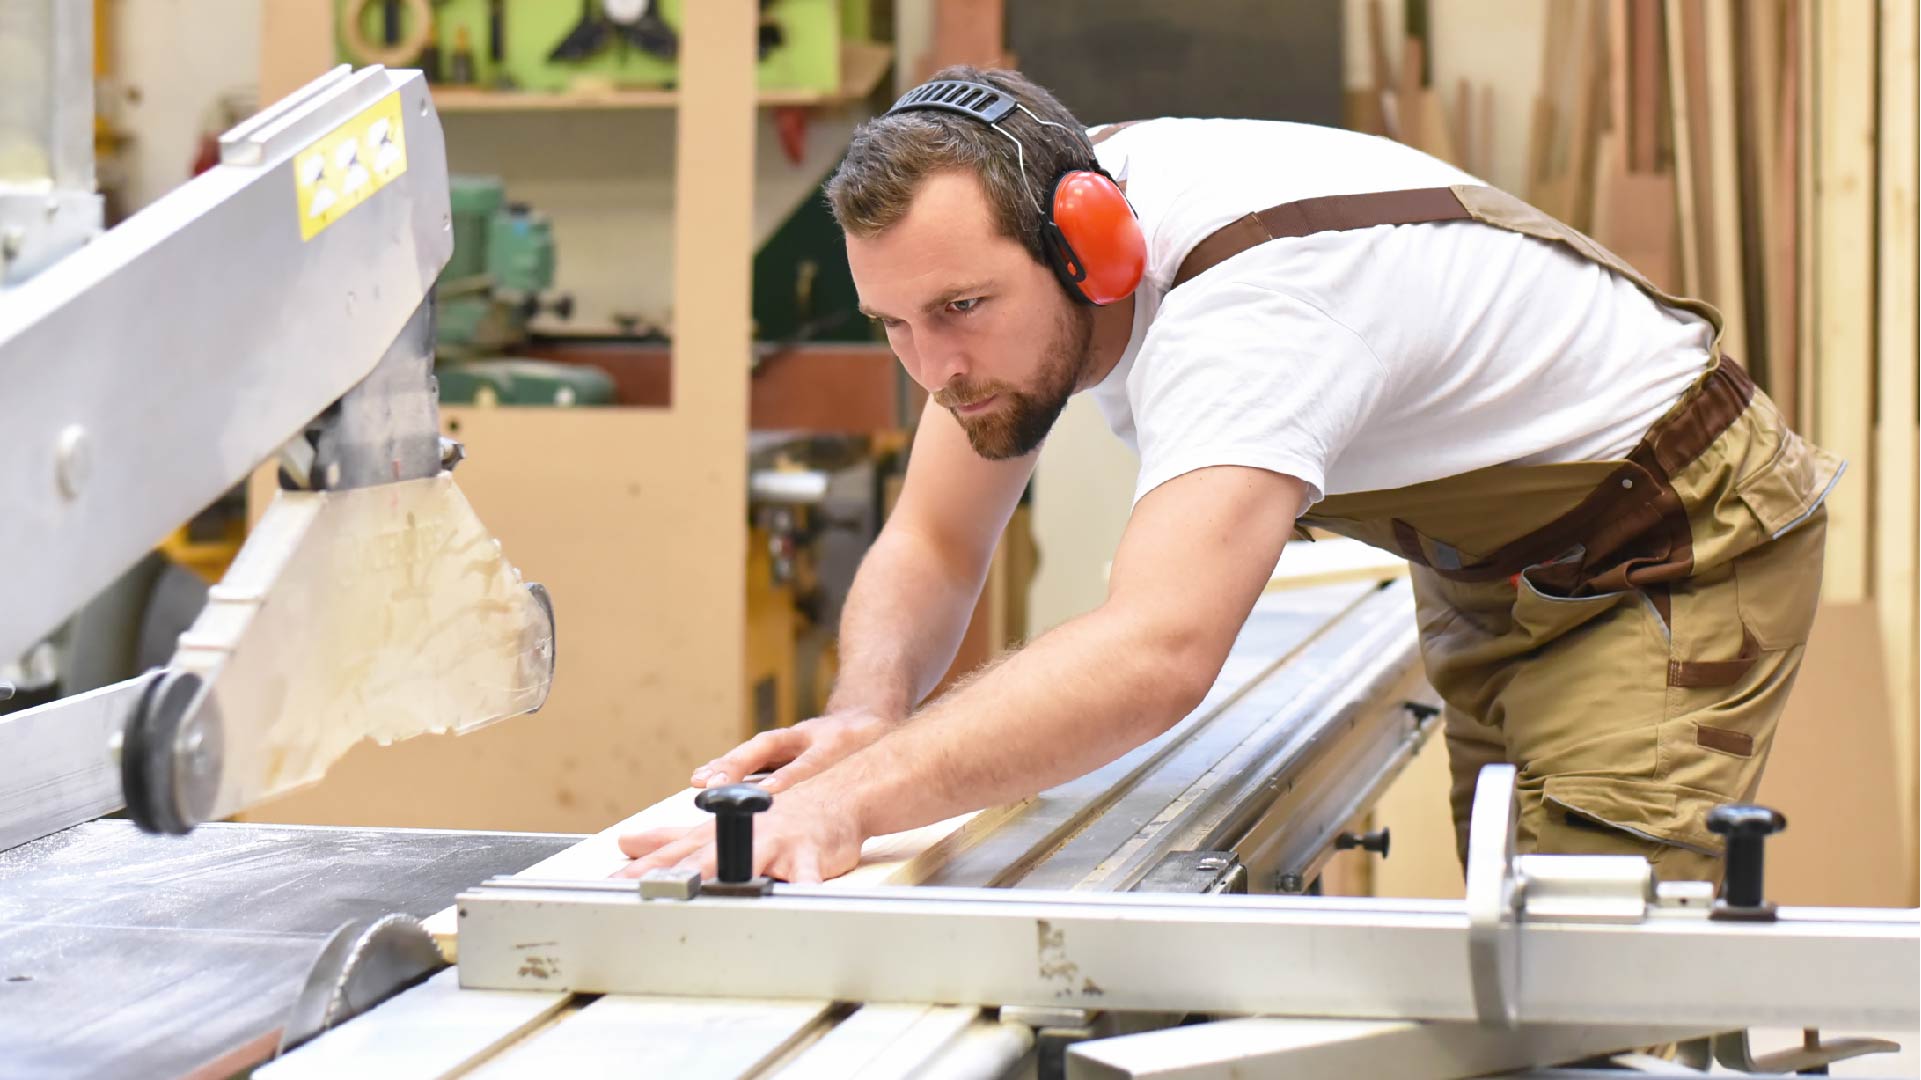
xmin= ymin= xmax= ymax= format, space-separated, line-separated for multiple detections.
xmin=1351 ymin=0 xmax=1498 ymax=178
xmin=1345 ymin=0 xmax=1916 ymax=901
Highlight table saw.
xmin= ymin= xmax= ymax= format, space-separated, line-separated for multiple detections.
xmin=2 ymin=7 xmax=1916 ymax=1078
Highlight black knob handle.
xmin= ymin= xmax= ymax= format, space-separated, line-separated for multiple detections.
xmin=1708 ymin=804 xmax=1786 ymax=909
xmin=695 ymin=783 xmax=772 ymax=884
xmin=1335 ymin=828 xmax=1391 ymax=858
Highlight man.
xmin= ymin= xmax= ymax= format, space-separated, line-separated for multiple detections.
xmin=619 ymin=68 xmax=1840 ymax=886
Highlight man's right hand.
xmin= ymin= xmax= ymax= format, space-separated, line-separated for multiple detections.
xmin=690 ymin=711 xmax=896 ymax=793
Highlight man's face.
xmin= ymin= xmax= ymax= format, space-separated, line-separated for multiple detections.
xmin=848 ymin=171 xmax=1095 ymax=460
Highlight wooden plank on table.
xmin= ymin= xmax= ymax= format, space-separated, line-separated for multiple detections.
xmin=774 ymin=1004 xmax=980 ymax=1079
xmin=1702 ymin=0 xmax=1750 ymax=366
xmin=421 ymin=790 xmax=992 ymax=960
xmin=255 ymin=970 xmax=568 ymax=1080
xmin=470 ymin=996 xmax=834 ymax=1079
xmin=1812 ymin=0 xmax=1878 ymax=603
xmin=1874 ymin=0 xmax=1919 ymax=894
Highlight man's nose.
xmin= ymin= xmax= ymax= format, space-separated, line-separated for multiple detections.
xmin=918 ymin=340 xmax=968 ymax=392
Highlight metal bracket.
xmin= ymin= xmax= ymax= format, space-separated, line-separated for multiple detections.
xmin=1465 ymin=763 xmax=1521 ymax=1027
xmin=1131 ymin=851 xmax=1246 ymax=894
xmin=1710 ymin=1028 xmax=1903 ymax=1074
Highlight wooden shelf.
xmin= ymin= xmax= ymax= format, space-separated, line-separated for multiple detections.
xmin=431 ymin=41 xmax=892 ymax=112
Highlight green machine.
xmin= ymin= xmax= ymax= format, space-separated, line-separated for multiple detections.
xmin=435 ymin=175 xmax=614 ymax=407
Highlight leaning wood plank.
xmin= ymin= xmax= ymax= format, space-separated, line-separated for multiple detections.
xmin=1795 ymin=0 xmax=1817 ymax=434
xmin=469 ymin=996 xmax=833 ymax=1079
xmin=255 ymin=969 xmax=567 ymax=1080
xmin=1665 ymin=0 xmax=1704 ymax=296
xmin=423 ymin=795 xmax=984 ymax=959
xmin=1734 ymin=0 xmax=1778 ymax=391
xmin=1628 ymin=0 xmax=1663 ymax=173
xmin=1594 ymin=0 xmax=1678 ymax=290
xmin=1770 ymin=0 xmax=1804 ymax=426
xmin=1874 ymin=0 xmax=1919 ymax=893
xmin=1813 ymin=0 xmax=1878 ymax=602
xmin=1702 ymin=0 xmax=1750 ymax=366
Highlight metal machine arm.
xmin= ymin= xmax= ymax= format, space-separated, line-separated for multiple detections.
xmin=1 ymin=61 xmax=556 ymax=838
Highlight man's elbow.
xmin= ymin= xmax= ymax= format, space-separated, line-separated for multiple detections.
xmin=1128 ymin=621 xmax=1225 ymax=734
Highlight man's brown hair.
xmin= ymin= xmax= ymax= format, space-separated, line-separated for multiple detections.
xmin=824 ymin=66 xmax=1093 ymax=266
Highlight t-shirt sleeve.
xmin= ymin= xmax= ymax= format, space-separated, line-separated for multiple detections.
xmin=1129 ymin=279 xmax=1389 ymax=509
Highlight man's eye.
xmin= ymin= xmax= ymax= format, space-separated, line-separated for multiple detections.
xmin=874 ymin=316 xmax=904 ymax=330
xmin=946 ymin=298 xmax=982 ymax=315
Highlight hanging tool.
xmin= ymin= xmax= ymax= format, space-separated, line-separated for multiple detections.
xmin=548 ymin=0 xmax=679 ymax=63
xmin=487 ymin=0 xmax=516 ymax=89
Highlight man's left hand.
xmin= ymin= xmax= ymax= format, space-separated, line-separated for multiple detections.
xmin=614 ymin=785 xmax=865 ymax=884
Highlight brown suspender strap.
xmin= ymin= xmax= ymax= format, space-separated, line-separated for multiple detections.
xmin=1173 ymin=186 xmax=1476 ymax=289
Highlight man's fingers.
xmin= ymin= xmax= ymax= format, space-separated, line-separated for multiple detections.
xmin=693 ymin=729 xmax=805 ymax=788
xmin=615 ymin=833 xmax=708 ymax=878
xmin=617 ymin=826 xmax=690 ymax=859
xmin=785 ymin=845 xmax=824 ymax=885
xmin=760 ymin=750 xmax=829 ymax=793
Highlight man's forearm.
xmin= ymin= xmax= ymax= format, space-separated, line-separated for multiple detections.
xmin=824 ymin=526 xmax=991 ymax=720
xmin=815 ymin=604 xmax=1215 ymax=838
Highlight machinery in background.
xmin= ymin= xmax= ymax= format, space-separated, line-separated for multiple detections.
xmin=436 ymin=174 xmax=567 ymax=359
xmin=432 ymin=174 xmax=615 ymax=407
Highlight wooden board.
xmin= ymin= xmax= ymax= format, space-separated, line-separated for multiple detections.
xmin=1761 ymin=602 xmax=1913 ymax=907
xmin=1811 ymin=0 xmax=1878 ymax=603
xmin=1665 ymin=0 xmax=1704 ymax=297
xmin=255 ymin=970 xmax=568 ymax=1080
xmin=1794 ymin=0 xmax=1818 ymax=435
xmin=469 ymin=996 xmax=833 ymax=1078
xmin=421 ymin=786 xmax=1000 ymax=959
xmin=1591 ymin=0 xmax=1677 ymax=291
xmin=259 ymin=0 xmax=335 ymax=102
xmin=1873 ymin=0 xmax=1919 ymax=890
xmin=1701 ymin=0 xmax=1749 ymax=365
xmin=1734 ymin=0 xmax=1779 ymax=390
xmin=1769 ymin=0 xmax=1805 ymax=425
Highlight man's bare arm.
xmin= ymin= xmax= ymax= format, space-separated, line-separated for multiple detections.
xmin=826 ymin=465 xmax=1307 ymax=837
xmin=690 ymin=400 xmax=1034 ymax=790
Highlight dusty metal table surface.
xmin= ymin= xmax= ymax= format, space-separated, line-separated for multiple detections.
xmin=0 ymin=819 xmax=579 ymax=1079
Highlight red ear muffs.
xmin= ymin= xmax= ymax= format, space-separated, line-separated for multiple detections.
xmin=1043 ymin=170 xmax=1145 ymax=306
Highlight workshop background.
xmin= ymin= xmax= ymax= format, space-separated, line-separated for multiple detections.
xmin=32 ymin=0 xmax=1917 ymax=908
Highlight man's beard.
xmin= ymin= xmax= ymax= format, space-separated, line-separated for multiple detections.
xmin=937 ymin=304 xmax=1095 ymax=461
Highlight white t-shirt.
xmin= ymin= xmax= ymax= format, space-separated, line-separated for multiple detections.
xmin=1084 ymin=118 xmax=1713 ymax=508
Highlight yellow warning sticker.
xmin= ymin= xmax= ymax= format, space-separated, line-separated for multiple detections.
xmin=294 ymin=92 xmax=409 ymax=241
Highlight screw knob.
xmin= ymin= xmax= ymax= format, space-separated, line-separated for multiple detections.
xmin=695 ymin=783 xmax=772 ymax=884
xmin=1335 ymin=827 xmax=1392 ymax=858
xmin=1707 ymin=804 xmax=1786 ymax=911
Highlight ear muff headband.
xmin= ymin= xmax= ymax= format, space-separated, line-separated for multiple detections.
xmin=885 ymin=79 xmax=1145 ymax=305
